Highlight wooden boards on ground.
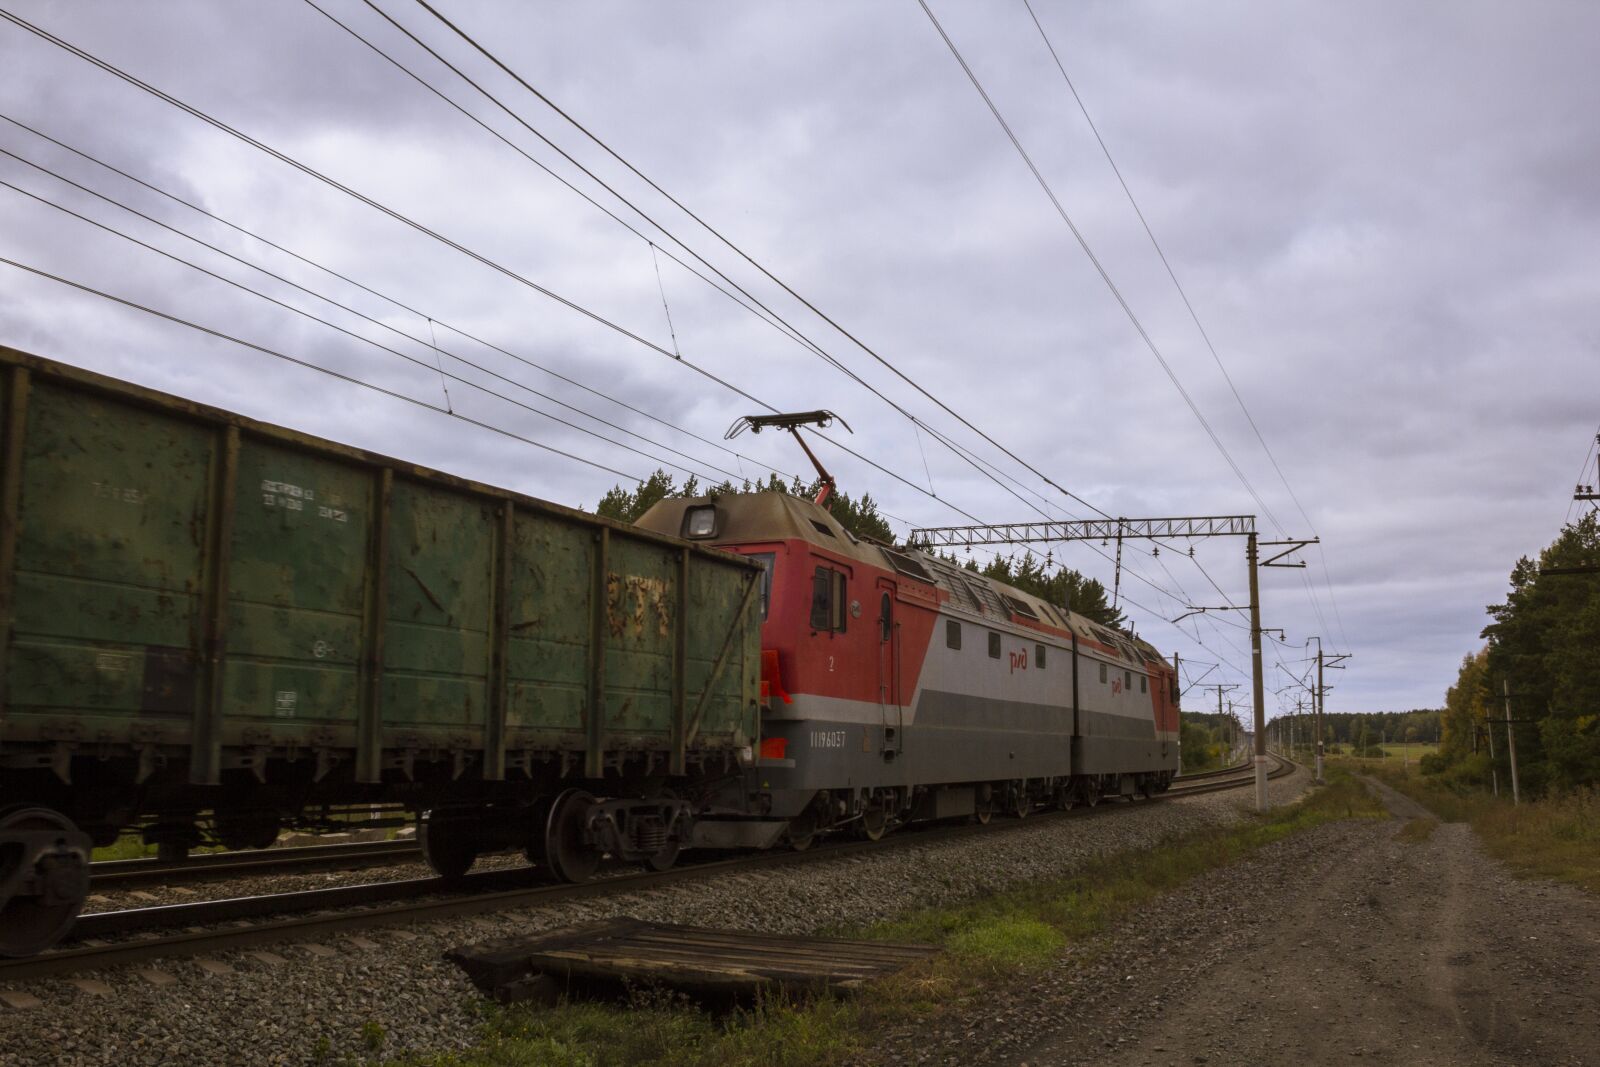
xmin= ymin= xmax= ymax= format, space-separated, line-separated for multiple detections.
xmin=448 ymin=917 xmax=938 ymax=1002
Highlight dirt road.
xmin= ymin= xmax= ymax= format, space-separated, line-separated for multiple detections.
xmin=875 ymin=778 xmax=1600 ymax=1066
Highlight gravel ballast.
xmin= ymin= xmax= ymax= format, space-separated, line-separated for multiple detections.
xmin=0 ymin=769 xmax=1310 ymax=1067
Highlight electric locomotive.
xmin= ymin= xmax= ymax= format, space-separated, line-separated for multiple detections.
xmin=635 ymin=489 xmax=1180 ymax=848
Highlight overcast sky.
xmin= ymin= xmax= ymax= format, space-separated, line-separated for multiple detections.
xmin=1 ymin=1 xmax=1595 ymax=718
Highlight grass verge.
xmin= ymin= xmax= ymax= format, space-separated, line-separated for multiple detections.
xmin=1351 ymin=760 xmax=1600 ymax=893
xmin=391 ymin=770 xmax=1386 ymax=1067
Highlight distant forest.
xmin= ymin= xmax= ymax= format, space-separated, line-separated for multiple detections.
xmin=1431 ymin=512 xmax=1599 ymax=795
xmin=1179 ymin=708 xmax=1440 ymax=770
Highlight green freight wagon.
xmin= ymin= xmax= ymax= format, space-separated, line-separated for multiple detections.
xmin=0 ymin=346 xmax=761 ymax=955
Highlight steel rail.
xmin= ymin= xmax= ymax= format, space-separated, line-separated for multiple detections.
xmin=90 ymin=839 xmax=422 ymax=889
xmin=1172 ymin=760 xmax=1252 ymax=782
xmin=6 ymin=757 xmax=1294 ymax=982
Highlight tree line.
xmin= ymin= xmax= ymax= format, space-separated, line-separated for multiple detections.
xmin=1431 ymin=513 xmax=1599 ymax=794
xmin=595 ymin=471 xmax=1125 ymax=627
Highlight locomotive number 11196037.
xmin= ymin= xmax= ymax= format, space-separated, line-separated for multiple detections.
xmin=809 ymin=729 xmax=846 ymax=748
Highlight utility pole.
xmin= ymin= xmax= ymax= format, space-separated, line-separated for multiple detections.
xmin=1311 ymin=642 xmax=1349 ymax=785
xmin=1247 ymin=532 xmax=1268 ymax=810
xmin=1503 ymin=680 xmax=1520 ymax=805
xmin=1196 ymin=684 xmax=1240 ymax=772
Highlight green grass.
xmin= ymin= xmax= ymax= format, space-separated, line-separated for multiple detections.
xmin=91 ymin=835 xmax=157 ymax=862
xmin=1351 ymin=760 xmax=1600 ymax=893
xmin=392 ymin=770 xmax=1387 ymax=1067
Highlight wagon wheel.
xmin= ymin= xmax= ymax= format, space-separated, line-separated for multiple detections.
xmin=644 ymin=836 xmax=681 ymax=872
xmin=543 ymin=788 xmax=601 ymax=883
xmin=0 ymin=806 xmax=91 ymax=958
xmin=419 ymin=811 xmax=477 ymax=880
xmin=213 ymin=811 xmax=281 ymax=852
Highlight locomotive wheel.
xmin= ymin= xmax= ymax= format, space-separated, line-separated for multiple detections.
xmin=419 ymin=812 xmax=477 ymax=879
xmin=543 ymin=788 xmax=601 ymax=883
xmin=0 ymin=806 xmax=91 ymax=958
xmin=973 ymin=786 xmax=995 ymax=825
xmin=858 ymin=805 xmax=890 ymax=842
xmin=1009 ymin=789 xmax=1030 ymax=820
xmin=784 ymin=808 xmax=819 ymax=852
xmin=1054 ymin=784 xmax=1077 ymax=812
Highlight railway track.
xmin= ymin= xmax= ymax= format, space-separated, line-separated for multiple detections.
xmin=84 ymin=761 xmax=1259 ymax=892
xmin=89 ymin=839 xmax=421 ymax=890
xmin=6 ymin=756 xmax=1296 ymax=983
xmin=1172 ymin=760 xmax=1252 ymax=782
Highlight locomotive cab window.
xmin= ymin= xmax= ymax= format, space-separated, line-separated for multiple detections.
xmin=946 ymin=619 xmax=961 ymax=650
xmin=810 ymin=565 xmax=848 ymax=633
xmin=1036 ymin=644 xmax=1046 ymax=668
xmin=988 ymin=632 xmax=1001 ymax=659
xmin=1140 ymin=675 xmax=1147 ymax=694
xmin=1125 ymin=670 xmax=1132 ymax=690
xmin=1099 ymin=662 xmax=1107 ymax=684
xmin=748 ymin=552 xmax=775 ymax=621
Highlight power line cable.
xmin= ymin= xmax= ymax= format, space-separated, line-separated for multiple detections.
xmin=0 ymin=12 xmax=1021 ymax=538
xmin=0 ymin=255 xmax=644 ymax=481
xmin=403 ymin=0 xmax=1118 ymax=523
xmin=0 ymin=143 xmax=751 ymax=483
xmin=0 ymin=111 xmax=804 ymax=486
xmin=0 ymin=174 xmax=726 ymax=481
xmin=1021 ymin=0 xmax=1351 ymax=650
xmin=326 ymin=0 xmax=1128 ymax=555
xmin=914 ymin=0 xmax=1288 ymax=538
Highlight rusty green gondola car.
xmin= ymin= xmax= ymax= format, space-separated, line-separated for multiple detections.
xmin=0 ymin=346 xmax=761 ymax=956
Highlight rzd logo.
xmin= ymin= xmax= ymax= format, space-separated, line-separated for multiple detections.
xmin=1111 ymin=678 xmax=1123 ymax=695
xmin=1009 ymin=649 xmax=1028 ymax=674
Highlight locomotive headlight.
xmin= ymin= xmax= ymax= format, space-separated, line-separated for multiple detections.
xmin=684 ymin=505 xmax=717 ymax=538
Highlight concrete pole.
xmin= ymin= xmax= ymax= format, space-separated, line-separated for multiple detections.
xmin=1315 ymin=651 xmax=1325 ymax=783
xmin=1503 ymin=680 xmax=1520 ymax=805
xmin=1248 ymin=532 xmax=1268 ymax=811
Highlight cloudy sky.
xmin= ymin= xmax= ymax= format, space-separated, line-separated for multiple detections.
xmin=1 ymin=1 xmax=1595 ymax=718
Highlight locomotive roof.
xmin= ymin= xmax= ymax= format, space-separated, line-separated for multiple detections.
xmin=635 ymin=491 xmax=1169 ymax=666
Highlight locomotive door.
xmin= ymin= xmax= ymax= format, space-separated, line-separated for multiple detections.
xmin=876 ymin=578 xmax=901 ymax=760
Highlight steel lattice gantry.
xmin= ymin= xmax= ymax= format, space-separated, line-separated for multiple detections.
xmin=907 ymin=515 xmax=1256 ymax=548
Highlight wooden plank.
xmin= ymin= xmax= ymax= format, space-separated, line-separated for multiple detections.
xmin=566 ymin=926 xmax=931 ymax=965
xmin=448 ymin=918 xmax=938 ymax=1001
xmin=619 ymin=932 xmax=932 ymax=965
xmin=544 ymin=943 xmax=890 ymax=973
